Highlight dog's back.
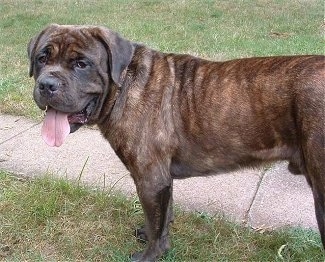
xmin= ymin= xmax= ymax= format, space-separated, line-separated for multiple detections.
xmin=168 ymin=55 xmax=324 ymax=175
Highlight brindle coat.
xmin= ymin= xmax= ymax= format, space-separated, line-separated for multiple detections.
xmin=28 ymin=24 xmax=325 ymax=261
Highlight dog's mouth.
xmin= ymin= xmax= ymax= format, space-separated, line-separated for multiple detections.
xmin=41 ymin=98 xmax=97 ymax=147
xmin=68 ymin=98 xmax=97 ymax=132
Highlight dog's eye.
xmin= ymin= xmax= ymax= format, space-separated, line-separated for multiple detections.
xmin=75 ymin=61 xmax=87 ymax=69
xmin=38 ymin=55 xmax=47 ymax=64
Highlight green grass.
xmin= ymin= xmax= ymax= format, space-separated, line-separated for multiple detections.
xmin=0 ymin=0 xmax=324 ymax=117
xmin=0 ymin=3 xmax=324 ymax=259
xmin=0 ymin=170 xmax=323 ymax=261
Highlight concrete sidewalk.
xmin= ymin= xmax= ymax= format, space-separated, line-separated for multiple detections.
xmin=0 ymin=114 xmax=317 ymax=230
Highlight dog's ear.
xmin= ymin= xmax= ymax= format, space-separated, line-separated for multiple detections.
xmin=27 ymin=24 xmax=59 ymax=77
xmin=93 ymin=27 xmax=134 ymax=87
xmin=27 ymin=35 xmax=38 ymax=77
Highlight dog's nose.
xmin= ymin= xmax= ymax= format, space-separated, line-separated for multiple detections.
xmin=38 ymin=77 xmax=60 ymax=95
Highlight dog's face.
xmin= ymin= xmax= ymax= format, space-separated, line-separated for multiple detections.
xmin=28 ymin=24 xmax=134 ymax=146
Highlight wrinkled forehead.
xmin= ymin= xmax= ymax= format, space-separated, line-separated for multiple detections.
xmin=38 ymin=27 xmax=102 ymax=58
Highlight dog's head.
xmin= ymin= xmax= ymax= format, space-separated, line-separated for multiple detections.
xmin=28 ymin=24 xmax=134 ymax=146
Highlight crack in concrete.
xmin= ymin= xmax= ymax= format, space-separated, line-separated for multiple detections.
xmin=242 ymin=166 xmax=270 ymax=226
xmin=0 ymin=122 xmax=41 ymax=146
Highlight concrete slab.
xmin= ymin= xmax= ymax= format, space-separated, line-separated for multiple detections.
xmin=174 ymin=169 xmax=261 ymax=223
xmin=0 ymin=115 xmax=39 ymax=145
xmin=0 ymin=120 xmax=135 ymax=195
xmin=248 ymin=162 xmax=317 ymax=229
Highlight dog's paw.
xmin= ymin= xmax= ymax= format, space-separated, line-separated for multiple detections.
xmin=130 ymin=251 xmax=144 ymax=262
xmin=134 ymin=226 xmax=148 ymax=243
xmin=130 ymin=250 xmax=160 ymax=262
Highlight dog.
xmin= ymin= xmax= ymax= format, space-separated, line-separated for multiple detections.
xmin=28 ymin=24 xmax=325 ymax=261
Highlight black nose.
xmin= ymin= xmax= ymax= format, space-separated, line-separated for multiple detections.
xmin=38 ymin=77 xmax=60 ymax=94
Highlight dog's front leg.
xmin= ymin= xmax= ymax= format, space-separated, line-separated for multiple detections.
xmin=134 ymin=180 xmax=174 ymax=243
xmin=131 ymin=165 xmax=173 ymax=262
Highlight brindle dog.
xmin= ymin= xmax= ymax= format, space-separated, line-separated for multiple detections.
xmin=28 ymin=24 xmax=325 ymax=261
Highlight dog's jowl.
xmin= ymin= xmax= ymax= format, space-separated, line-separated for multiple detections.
xmin=28 ymin=24 xmax=325 ymax=261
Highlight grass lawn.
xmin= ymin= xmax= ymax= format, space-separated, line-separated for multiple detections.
xmin=0 ymin=0 xmax=324 ymax=261
xmin=0 ymin=0 xmax=324 ymax=117
xmin=0 ymin=171 xmax=323 ymax=261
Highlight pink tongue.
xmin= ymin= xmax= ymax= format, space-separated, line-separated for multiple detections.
xmin=41 ymin=108 xmax=70 ymax=147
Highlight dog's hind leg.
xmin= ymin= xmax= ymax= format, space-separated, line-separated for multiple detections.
xmin=295 ymin=72 xmax=325 ymax=247
xmin=308 ymin=154 xmax=325 ymax=247
xmin=312 ymin=185 xmax=325 ymax=247
xmin=302 ymin=132 xmax=325 ymax=248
